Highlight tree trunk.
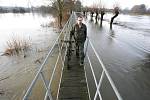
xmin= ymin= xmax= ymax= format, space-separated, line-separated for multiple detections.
xmin=110 ymin=13 xmax=119 ymax=29
xmin=90 ymin=11 xmax=94 ymax=18
xmin=95 ymin=12 xmax=99 ymax=24
xmin=57 ymin=0 xmax=63 ymax=29
xmin=59 ymin=12 xmax=62 ymax=28
xmin=100 ymin=12 xmax=105 ymax=27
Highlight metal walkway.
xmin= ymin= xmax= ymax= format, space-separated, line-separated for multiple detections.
xmin=58 ymin=53 xmax=89 ymax=100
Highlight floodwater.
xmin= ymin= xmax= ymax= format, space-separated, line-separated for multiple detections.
xmin=84 ymin=13 xmax=150 ymax=100
xmin=0 ymin=13 xmax=61 ymax=100
xmin=0 ymin=12 xmax=150 ymax=100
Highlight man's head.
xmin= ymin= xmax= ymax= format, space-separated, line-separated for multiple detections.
xmin=77 ymin=16 xmax=83 ymax=25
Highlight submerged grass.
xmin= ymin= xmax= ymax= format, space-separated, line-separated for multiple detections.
xmin=3 ymin=34 xmax=31 ymax=56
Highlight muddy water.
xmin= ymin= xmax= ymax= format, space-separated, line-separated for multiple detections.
xmin=0 ymin=13 xmax=61 ymax=100
xmin=84 ymin=14 xmax=150 ymax=100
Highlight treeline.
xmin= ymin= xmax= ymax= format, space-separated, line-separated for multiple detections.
xmin=122 ymin=4 xmax=150 ymax=14
xmin=0 ymin=0 xmax=82 ymax=14
xmin=0 ymin=6 xmax=30 ymax=13
xmin=0 ymin=6 xmax=52 ymax=13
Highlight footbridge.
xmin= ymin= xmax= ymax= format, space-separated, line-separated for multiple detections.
xmin=23 ymin=12 xmax=122 ymax=100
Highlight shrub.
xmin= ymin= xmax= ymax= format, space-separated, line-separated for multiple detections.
xmin=3 ymin=35 xmax=31 ymax=56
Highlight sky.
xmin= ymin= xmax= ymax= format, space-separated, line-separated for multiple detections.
xmin=81 ymin=0 xmax=150 ymax=9
xmin=0 ymin=0 xmax=149 ymax=9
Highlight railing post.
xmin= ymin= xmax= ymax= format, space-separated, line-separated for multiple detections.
xmin=40 ymin=72 xmax=53 ymax=100
xmin=87 ymin=55 xmax=103 ymax=100
xmin=94 ymin=70 xmax=104 ymax=100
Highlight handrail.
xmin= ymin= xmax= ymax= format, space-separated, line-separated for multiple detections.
xmin=85 ymin=37 xmax=123 ymax=100
xmin=44 ymin=13 xmax=76 ymax=100
xmin=23 ymin=12 xmax=76 ymax=100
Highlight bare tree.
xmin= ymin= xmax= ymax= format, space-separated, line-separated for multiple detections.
xmin=110 ymin=7 xmax=119 ymax=29
xmin=50 ymin=0 xmax=64 ymax=28
xmin=89 ymin=3 xmax=97 ymax=22
xmin=57 ymin=0 xmax=64 ymax=28
xmin=100 ymin=8 xmax=105 ymax=27
xmin=63 ymin=0 xmax=75 ymax=20
xmin=50 ymin=0 xmax=75 ymax=28
xmin=95 ymin=8 xmax=99 ymax=23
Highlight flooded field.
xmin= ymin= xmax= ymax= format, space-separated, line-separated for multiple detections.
xmin=0 ymin=12 xmax=150 ymax=100
xmin=0 ymin=13 xmax=60 ymax=100
xmin=84 ymin=13 xmax=150 ymax=100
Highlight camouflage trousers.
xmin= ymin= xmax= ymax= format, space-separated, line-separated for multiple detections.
xmin=76 ymin=42 xmax=85 ymax=64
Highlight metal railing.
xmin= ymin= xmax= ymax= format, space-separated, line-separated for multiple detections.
xmin=23 ymin=12 xmax=76 ymax=100
xmin=85 ymin=37 xmax=123 ymax=100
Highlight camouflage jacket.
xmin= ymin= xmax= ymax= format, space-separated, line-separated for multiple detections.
xmin=70 ymin=23 xmax=87 ymax=43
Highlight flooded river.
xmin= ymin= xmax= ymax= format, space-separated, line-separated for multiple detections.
xmin=0 ymin=13 xmax=59 ymax=100
xmin=0 ymin=12 xmax=150 ymax=100
xmin=84 ymin=13 xmax=150 ymax=100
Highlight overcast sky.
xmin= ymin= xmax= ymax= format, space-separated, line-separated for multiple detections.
xmin=0 ymin=0 xmax=149 ymax=9
xmin=82 ymin=0 xmax=150 ymax=9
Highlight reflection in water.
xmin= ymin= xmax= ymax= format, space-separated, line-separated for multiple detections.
xmin=95 ymin=20 xmax=98 ymax=24
xmin=109 ymin=30 xmax=115 ymax=37
xmin=143 ymin=54 xmax=150 ymax=68
xmin=90 ymin=17 xmax=94 ymax=22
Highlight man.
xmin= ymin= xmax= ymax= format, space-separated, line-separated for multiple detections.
xmin=70 ymin=16 xmax=87 ymax=66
